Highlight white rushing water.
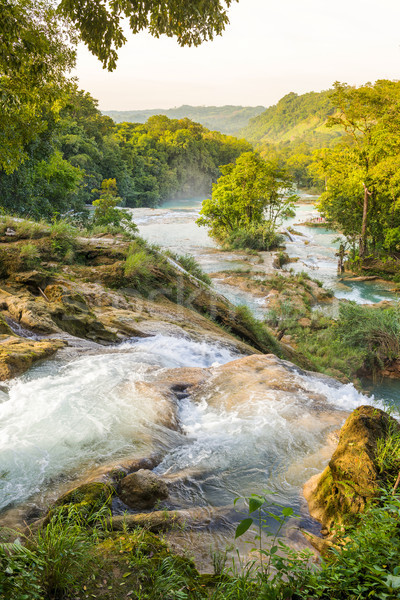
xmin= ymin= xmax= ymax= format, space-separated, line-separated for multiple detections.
xmin=0 ymin=333 xmax=374 ymax=518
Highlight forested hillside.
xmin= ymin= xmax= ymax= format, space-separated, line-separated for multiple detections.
xmin=238 ymin=89 xmax=343 ymax=189
xmin=240 ymin=90 xmax=338 ymax=145
xmin=0 ymin=91 xmax=251 ymax=218
xmin=103 ymin=105 xmax=265 ymax=135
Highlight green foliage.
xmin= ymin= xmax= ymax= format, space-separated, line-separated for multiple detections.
xmin=311 ymin=80 xmax=400 ymax=257
xmin=50 ymin=219 xmax=78 ymax=261
xmin=241 ymin=90 xmax=337 ymax=145
xmin=104 ymin=105 xmax=266 ymax=136
xmin=0 ymin=0 xmax=76 ymax=174
xmin=92 ymin=178 xmax=138 ymax=235
xmin=225 ymin=223 xmax=284 ymax=251
xmin=58 ymin=0 xmax=238 ymax=71
xmin=376 ymin=419 xmax=400 ymax=481
xmin=0 ymin=506 xmax=100 ymax=600
xmin=336 ymin=302 xmax=400 ymax=372
xmin=124 ymin=248 xmax=155 ymax=282
xmin=19 ymin=243 xmax=40 ymax=269
xmin=0 ymin=92 xmax=251 ymax=217
xmin=301 ymin=491 xmax=400 ymax=599
xmin=197 ymin=151 xmax=296 ymax=250
xmin=173 ymin=253 xmax=212 ymax=285
xmin=234 ymin=305 xmax=281 ymax=355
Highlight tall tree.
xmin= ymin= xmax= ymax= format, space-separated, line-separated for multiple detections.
xmin=311 ymin=80 xmax=400 ymax=257
xmin=0 ymin=0 xmax=76 ymax=173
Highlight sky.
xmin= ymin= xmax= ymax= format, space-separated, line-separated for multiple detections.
xmin=73 ymin=0 xmax=400 ymax=111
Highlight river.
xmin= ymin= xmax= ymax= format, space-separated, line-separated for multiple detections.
xmin=0 ymin=196 xmax=398 ymax=567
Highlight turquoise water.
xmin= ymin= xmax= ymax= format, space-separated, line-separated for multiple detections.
xmin=131 ymin=195 xmax=400 ymax=405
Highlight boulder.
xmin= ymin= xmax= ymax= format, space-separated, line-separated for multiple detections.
xmin=304 ymin=405 xmax=400 ymax=531
xmin=118 ymin=469 xmax=169 ymax=510
xmin=55 ymin=482 xmax=115 ymax=512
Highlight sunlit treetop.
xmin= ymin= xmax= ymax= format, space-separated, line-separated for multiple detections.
xmin=58 ymin=0 xmax=238 ymax=71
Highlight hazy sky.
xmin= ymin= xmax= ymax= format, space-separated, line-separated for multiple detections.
xmin=73 ymin=0 xmax=400 ymax=111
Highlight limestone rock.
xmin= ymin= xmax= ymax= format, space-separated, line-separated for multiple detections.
xmin=304 ymin=405 xmax=400 ymax=530
xmin=0 ymin=335 xmax=65 ymax=380
xmin=118 ymin=469 xmax=169 ymax=509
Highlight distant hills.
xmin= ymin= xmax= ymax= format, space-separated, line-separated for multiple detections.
xmin=102 ymin=105 xmax=265 ymax=136
xmin=239 ymin=90 xmax=341 ymax=148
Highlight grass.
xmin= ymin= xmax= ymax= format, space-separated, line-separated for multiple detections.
xmin=168 ymin=252 xmax=212 ymax=285
xmin=19 ymin=243 xmax=40 ymax=269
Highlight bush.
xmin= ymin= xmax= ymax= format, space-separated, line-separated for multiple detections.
xmin=225 ymin=223 xmax=284 ymax=251
xmin=336 ymin=302 xmax=400 ymax=372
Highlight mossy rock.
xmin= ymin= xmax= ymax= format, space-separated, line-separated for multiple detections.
xmin=54 ymin=482 xmax=116 ymax=522
xmin=0 ymin=313 xmax=12 ymax=335
xmin=304 ymin=405 xmax=400 ymax=531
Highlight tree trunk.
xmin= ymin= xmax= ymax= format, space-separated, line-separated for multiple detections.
xmin=359 ymin=183 xmax=370 ymax=257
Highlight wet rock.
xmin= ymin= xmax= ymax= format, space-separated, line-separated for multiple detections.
xmin=0 ymin=335 xmax=65 ymax=380
xmin=118 ymin=469 xmax=169 ymax=510
xmin=304 ymin=405 xmax=400 ymax=531
xmin=190 ymin=353 xmax=330 ymax=412
xmin=109 ymin=511 xmax=185 ymax=533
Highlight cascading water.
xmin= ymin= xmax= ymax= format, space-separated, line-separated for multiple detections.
xmin=0 ymin=333 xmax=375 ymax=530
xmin=0 ymin=335 xmax=240 ymax=512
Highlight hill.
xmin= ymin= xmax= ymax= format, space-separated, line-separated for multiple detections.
xmin=103 ymin=105 xmax=265 ymax=135
xmin=240 ymin=90 xmax=341 ymax=147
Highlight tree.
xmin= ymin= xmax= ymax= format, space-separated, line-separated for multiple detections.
xmin=196 ymin=151 xmax=296 ymax=250
xmin=0 ymin=0 xmax=76 ymax=173
xmin=311 ymin=80 xmax=400 ymax=257
xmin=92 ymin=178 xmax=138 ymax=234
xmin=58 ymin=0 xmax=238 ymax=70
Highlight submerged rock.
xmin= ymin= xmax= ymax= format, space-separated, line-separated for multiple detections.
xmin=304 ymin=405 xmax=400 ymax=531
xmin=118 ymin=469 xmax=169 ymax=510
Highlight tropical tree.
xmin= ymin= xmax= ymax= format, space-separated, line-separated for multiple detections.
xmin=0 ymin=0 xmax=76 ymax=173
xmin=311 ymin=80 xmax=400 ymax=257
xmin=197 ymin=151 xmax=296 ymax=250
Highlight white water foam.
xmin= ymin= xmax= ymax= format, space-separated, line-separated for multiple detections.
xmin=0 ymin=335 xmax=239 ymax=511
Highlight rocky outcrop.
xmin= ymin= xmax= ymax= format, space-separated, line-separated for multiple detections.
xmin=304 ymin=405 xmax=400 ymax=531
xmin=118 ymin=469 xmax=169 ymax=510
xmin=0 ymin=334 xmax=65 ymax=381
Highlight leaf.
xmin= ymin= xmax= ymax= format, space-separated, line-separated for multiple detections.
xmin=234 ymin=518 xmax=253 ymax=539
xmin=249 ymin=497 xmax=264 ymax=513
xmin=385 ymin=574 xmax=400 ymax=589
xmin=281 ymin=507 xmax=294 ymax=517
xmin=270 ymin=545 xmax=278 ymax=554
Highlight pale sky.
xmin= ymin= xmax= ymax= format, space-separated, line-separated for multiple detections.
xmin=73 ymin=0 xmax=400 ymax=111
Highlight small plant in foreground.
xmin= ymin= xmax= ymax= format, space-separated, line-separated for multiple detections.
xmin=233 ymin=491 xmax=312 ymax=590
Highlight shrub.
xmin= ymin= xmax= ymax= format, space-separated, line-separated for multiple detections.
xmin=225 ymin=223 xmax=284 ymax=251
xmin=92 ymin=178 xmax=137 ymax=237
xmin=336 ymin=302 xmax=400 ymax=372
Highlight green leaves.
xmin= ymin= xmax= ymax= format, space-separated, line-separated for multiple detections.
xmin=197 ymin=151 xmax=297 ymax=250
xmin=234 ymin=518 xmax=253 ymax=539
xmin=59 ymin=0 xmax=238 ymax=71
